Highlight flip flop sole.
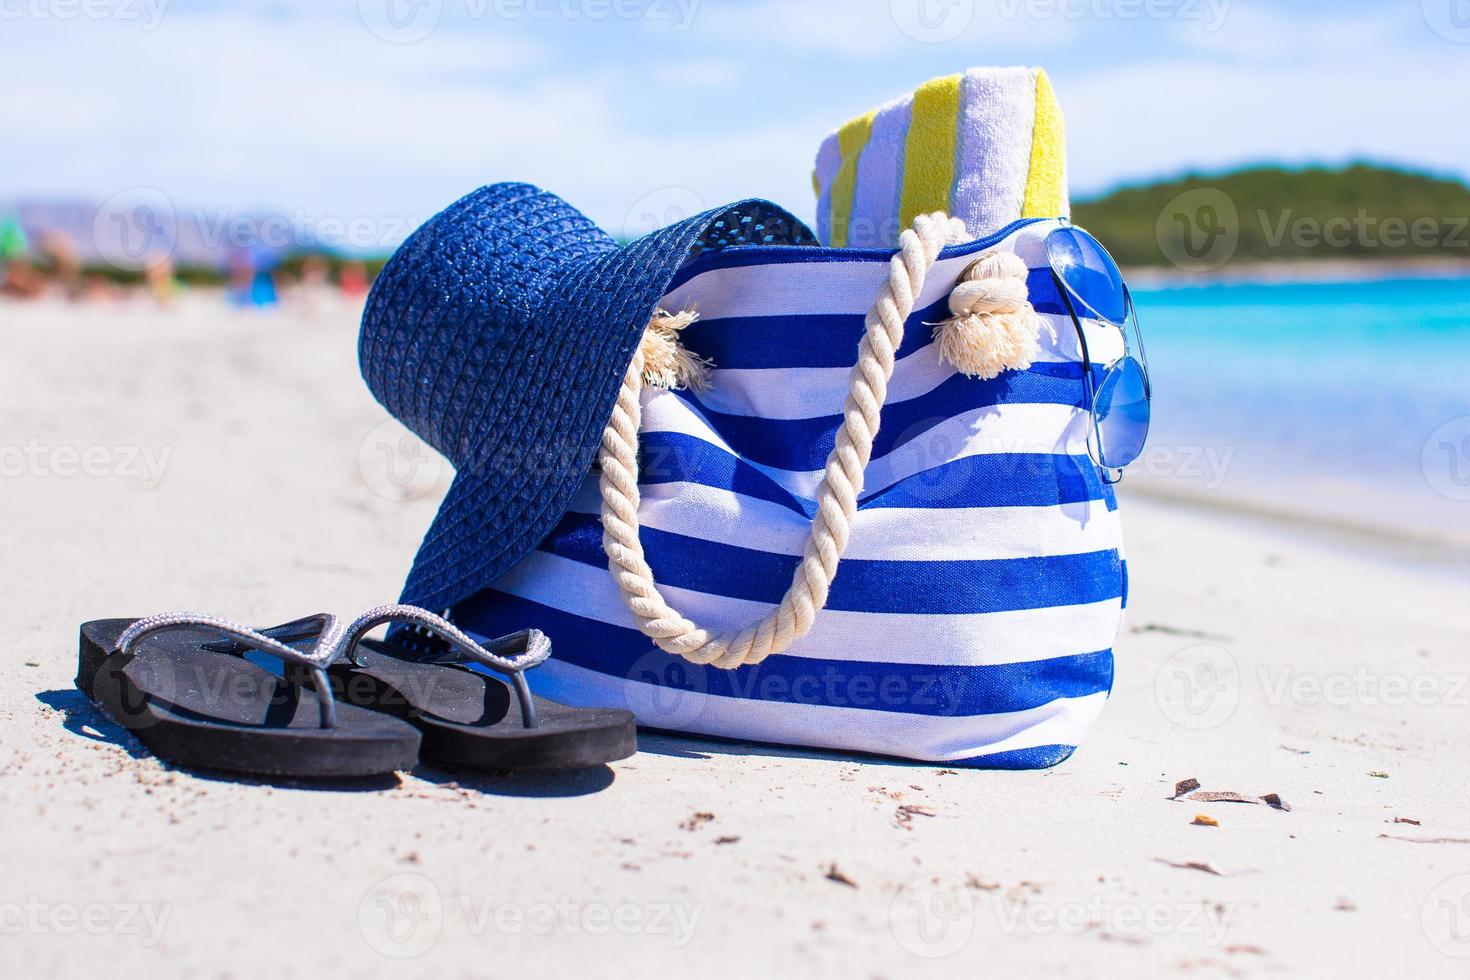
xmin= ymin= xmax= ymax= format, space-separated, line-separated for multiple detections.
xmin=77 ymin=620 xmax=421 ymax=778
xmin=330 ymin=643 xmax=637 ymax=770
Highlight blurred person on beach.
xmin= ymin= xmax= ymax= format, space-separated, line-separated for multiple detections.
xmin=0 ymin=214 xmax=46 ymax=300
xmin=290 ymin=253 xmax=334 ymax=315
xmin=144 ymin=251 xmax=178 ymax=306
xmin=252 ymin=247 xmax=281 ymax=308
xmin=338 ymin=258 xmax=368 ymax=301
xmin=226 ymin=246 xmax=253 ymax=307
xmin=227 ymin=244 xmax=281 ymax=310
xmin=38 ymin=230 xmax=83 ymax=300
xmin=301 ymin=253 xmax=330 ymax=292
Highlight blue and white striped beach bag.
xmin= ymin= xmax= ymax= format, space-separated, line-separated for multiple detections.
xmin=457 ymin=215 xmax=1127 ymax=769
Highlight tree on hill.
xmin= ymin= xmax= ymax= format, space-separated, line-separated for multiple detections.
xmin=1072 ymin=164 xmax=1470 ymax=268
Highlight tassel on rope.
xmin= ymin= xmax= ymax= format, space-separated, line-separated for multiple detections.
xmin=638 ymin=309 xmax=711 ymax=392
xmin=933 ymin=251 xmax=1045 ymax=380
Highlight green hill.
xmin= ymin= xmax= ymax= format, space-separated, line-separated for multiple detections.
xmin=1071 ymin=163 xmax=1470 ymax=269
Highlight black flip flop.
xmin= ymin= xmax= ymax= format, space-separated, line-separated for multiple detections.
xmin=323 ymin=606 xmax=638 ymax=771
xmin=76 ymin=613 xmax=422 ymax=778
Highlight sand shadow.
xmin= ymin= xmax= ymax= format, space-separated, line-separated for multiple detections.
xmin=39 ymin=688 xmax=621 ymax=795
xmin=411 ymin=762 xmax=616 ymax=798
xmin=634 ymin=729 xmax=942 ymax=770
xmin=184 ymin=768 xmax=403 ymax=792
xmin=34 ymin=687 xmax=402 ymax=791
xmin=36 ymin=687 xmax=151 ymax=759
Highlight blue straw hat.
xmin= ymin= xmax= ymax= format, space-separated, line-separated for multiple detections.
xmin=360 ymin=182 xmax=815 ymax=613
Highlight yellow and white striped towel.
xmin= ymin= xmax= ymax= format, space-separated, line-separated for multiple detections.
xmin=814 ymin=67 xmax=1069 ymax=248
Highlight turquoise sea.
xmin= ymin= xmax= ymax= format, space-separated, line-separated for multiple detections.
xmin=1128 ymin=276 xmax=1470 ymax=540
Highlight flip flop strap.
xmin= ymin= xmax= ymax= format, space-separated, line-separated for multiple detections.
xmin=115 ymin=612 xmax=344 ymax=728
xmin=116 ymin=606 xmax=553 ymax=731
xmin=337 ymin=604 xmax=549 ymax=729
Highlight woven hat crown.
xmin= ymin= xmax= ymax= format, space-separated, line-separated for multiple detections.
xmin=360 ymin=183 xmax=616 ymax=464
xmin=356 ymin=181 xmax=818 ymax=613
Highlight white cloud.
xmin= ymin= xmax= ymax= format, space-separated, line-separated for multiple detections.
xmin=1167 ymin=2 xmax=1297 ymax=61
xmin=0 ymin=6 xmax=826 ymax=233
xmin=1061 ymin=53 xmax=1470 ymax=196
xmin=2 ymin=0 xmax=1465 ymax=249
xmin=1169 ymin=1 xmax=1435 ymax=64
xmin=650 ymin=58 xmax=740 ymax=87
xmin=691 ymin=0 xmax=1075 ymax=58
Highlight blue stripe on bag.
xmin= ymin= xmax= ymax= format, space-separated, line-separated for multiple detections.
xmin=673 ymin=272 xmax=1073 ymax=371
xmin=455 ymin=593 xmax=1114 ymax=718
xmin=955 ymin=744 xmax=1079 ymax=770
xmin=639 ymin=433 xmax=1118 ymax=516
xmin=674 ymin=363 xmax=1094 ymax=472
xmin=539 ymin=513 xmax=1125 ymax=614
xmin=679 ymin=284 xmax=1070 ymax=372
xmin=639 ymin=431 xmax=809 ymax=514
xmin=682 ymin=312 xmax=937 ymax=370
xmin=861 ymin=451 xmax=1120 ymax=512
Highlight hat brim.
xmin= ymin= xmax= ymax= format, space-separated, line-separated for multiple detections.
xmin=367 ymin=184 xmax=814 ymax=614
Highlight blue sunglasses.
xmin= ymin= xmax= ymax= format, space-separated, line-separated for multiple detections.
xmin=1046 ymin=225 xmax=1152 ymax=484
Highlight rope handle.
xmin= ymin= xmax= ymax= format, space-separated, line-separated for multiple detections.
xmin=597 ymin=213 xmax=1042 ymax=669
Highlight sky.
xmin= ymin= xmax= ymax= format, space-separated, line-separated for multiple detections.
xmin=3 ymin=0 xmax=1468 ymax=249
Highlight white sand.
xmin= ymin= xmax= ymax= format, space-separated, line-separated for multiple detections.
xmin=3 ymin=300 xmax=1469 ymax=978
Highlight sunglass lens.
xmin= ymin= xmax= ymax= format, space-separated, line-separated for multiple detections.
xmin=1047 ymin=226 xmax=1128 ymax=326
xmin=1094 ymin=355 xmax=1150 ymax=470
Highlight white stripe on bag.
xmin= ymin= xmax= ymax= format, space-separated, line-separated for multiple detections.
xmin=696 ymin=317 xmax=1123 ymax=421
xmin=567 ymin=480 xmax=1120 ymax=561
xmin=493 ymin=551 xmax=1124 ymax=667
xmin=532 ymin=659 xmax=1112 ymax=764
xmin=638 ymin=396 xmax=1094 ymax=501
xmin=663 ymin=222 xmax=1056 ymax=321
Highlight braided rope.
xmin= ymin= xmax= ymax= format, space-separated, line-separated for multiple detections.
xmin=597 ymin=212 xmax=972 ymax=669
